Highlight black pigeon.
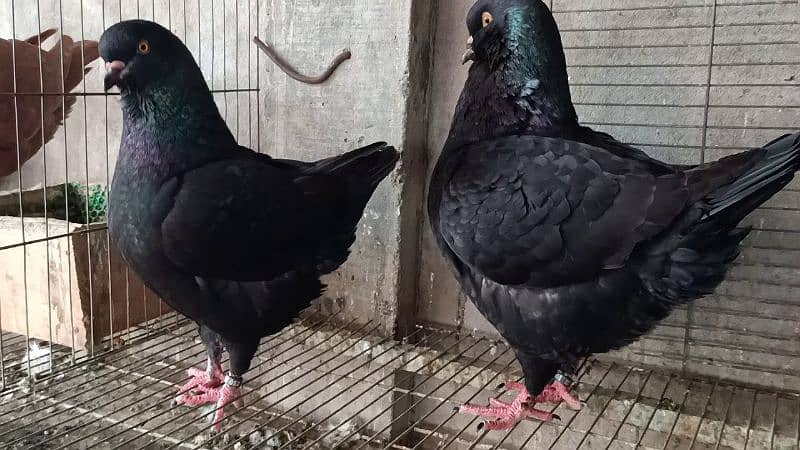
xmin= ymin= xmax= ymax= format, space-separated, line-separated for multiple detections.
xmin=100 ymin=20 xmax=398 ymax=429
xmin=429 ymin=0 xmax=800 ymax=430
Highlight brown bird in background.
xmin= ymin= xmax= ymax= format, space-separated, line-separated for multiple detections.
xmin=0 ymin=29 xmax=99 ymax=177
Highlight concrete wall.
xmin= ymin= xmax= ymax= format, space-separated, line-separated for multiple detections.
xmin=418 ymin=0 xmax=800 ymax=391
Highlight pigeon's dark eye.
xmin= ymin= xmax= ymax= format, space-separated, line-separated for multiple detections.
xmin=482 ymin=12 xmax=494 ymax=27
xmin=137 ymin=39 xmax=151 ymax=54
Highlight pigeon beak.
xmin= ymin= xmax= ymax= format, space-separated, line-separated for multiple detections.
xmin=461 ymin=36 xmax=475 ymax=65
xmin=104 ymin=60 xmax=127 ymax=91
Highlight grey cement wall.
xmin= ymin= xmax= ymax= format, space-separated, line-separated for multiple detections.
xmin=418 ymin=0 xmax=800 ymax=391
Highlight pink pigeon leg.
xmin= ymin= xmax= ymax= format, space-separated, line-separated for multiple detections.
xmin=457 ymin=386 xmax=560 ymax=431
xmin=174 ymin=358 xmax=225 ymax=405
xmin=500 ymin=377 xmax=582 ymax=410
xmin=535 ymin=380 xmax=582 ymax=411
xmin=209 ymin=382 xmax=244 ymax=432
xmin=174 ymin=373 xmax=244 ymax=431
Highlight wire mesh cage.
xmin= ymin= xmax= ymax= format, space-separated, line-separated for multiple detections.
xmin=0 ymin=0 xmax=798 ymax=449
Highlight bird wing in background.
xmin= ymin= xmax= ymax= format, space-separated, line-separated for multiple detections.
xmin=157 ymin=156 xmax=345 ymax=282
xmin=438 ymin=134 xmax=756 ymax=289
xmin=0 ymin=29 xmax=99 ymax=177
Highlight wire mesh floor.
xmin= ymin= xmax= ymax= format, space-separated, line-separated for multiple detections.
xmin=0 ymin=310 xmax=798 ymax=450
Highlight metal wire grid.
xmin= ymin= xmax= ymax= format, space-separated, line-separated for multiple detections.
xmin=0 ymin=312 xmax=797 ymax=449
xmin=548 ymin=0 xmax=800 ymax=388
xmin=547 ymin=0 xmax=799 ymax=171
xmin=0 ymin=0 xmax=260 ymax=391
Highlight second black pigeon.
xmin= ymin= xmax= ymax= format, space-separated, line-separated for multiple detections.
xmin=99 ymin=20 xmax=399 ymax=429
xmin=430 ymin=0 xmax=800 ymax=431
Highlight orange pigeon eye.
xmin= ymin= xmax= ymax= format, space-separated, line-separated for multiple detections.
xmin=482 ymin=12 xmax=494 ymax=27
xmin=137 ymin=39 xmax=150 ymax=54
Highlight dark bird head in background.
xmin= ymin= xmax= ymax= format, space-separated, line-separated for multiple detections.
xmin=463 ymin=0 xmax=562 ymax=70
xmin=100 ymin=20 xmax=197 ymax=93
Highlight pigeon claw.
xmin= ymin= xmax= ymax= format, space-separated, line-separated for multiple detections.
xmin=535 ymin=381 xmax=583 ymax=411
xmin=455 ymin=386 xmax=560 ymax=431
xmin=173 ymin=366 xmax=225 ymax=406
xmin=209 ymin=384 xmax=243 ymax=432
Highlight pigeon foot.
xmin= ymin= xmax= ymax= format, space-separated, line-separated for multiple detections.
xmin=531 ymin=380 xmax=583 ymax=411
xmin=174 ymin=363 xmax=225 ymax=405
xmin=457 ymin=384 xmax=560 ymax=431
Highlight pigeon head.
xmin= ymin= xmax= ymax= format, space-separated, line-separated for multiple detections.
xmin=463 ymin=0 xmax=561 ymax=69
xmin=100 ymin=20 xmax=230 ymax=142
xmin=447 ymin=0 xmax=577 ymax=144
xmin=100 ymin=20 xmax=197 ymax=93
